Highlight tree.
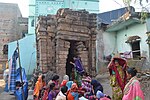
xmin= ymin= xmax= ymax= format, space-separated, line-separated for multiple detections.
xmin=123 ymin=0 xmax=149 ymax=21
xmin=123 ymin=0 xmax=149 ymax=6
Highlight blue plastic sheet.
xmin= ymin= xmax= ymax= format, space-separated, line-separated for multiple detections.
xmin=15 ymin=67 xmax=28 ymax=100
xmin=15 ymin=82 xmax=28 ymax=100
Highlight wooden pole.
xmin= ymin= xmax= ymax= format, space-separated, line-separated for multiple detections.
xmin=17 ymin=40 xmax=25 ymax=100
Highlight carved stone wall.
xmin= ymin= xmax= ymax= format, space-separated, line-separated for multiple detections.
xmin=36 ymin=8 xmax=97 ymax=77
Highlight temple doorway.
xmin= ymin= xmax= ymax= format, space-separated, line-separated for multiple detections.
xmin=66 ymin=41 xmax=77 ymax=80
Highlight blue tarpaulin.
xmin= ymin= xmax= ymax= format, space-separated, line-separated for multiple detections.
xmin=15 ymin=67 xmax=28 ymax=100
xmin=9 ymin=50 xmax=18 ymax=92
xmin=15 ymin=82 xmax=28 ymax=100
xmin=9 ymin=49 xmax=28 ymax=100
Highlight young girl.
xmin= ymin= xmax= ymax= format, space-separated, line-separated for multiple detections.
xmin=48 ymin=83 xmax=57 ymax=100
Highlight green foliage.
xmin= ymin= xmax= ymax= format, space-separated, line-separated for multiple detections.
xmin=123 ymin=0 xmax=132 ymax=4
xmin=140 ymin=11 xmax=148 ymax=22
xmin=123 ymin=0 xmax=132 ymax=7
xmin=123 ymin=0 xmax=149 ymax=22
xmin=123 ymin=0 xmax=149 ymax=6
xmin=134 ymin=0 xmax=148 ymax=5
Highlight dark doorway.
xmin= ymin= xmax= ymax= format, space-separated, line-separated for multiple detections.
xmin=66 ymin=41 xmax=77 ymax=80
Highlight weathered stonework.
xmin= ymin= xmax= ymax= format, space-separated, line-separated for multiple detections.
xmin=36 ymin=9 xmax=97 ymax=77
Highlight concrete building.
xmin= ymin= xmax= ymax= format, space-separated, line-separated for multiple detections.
xmin=97 ymin=7 xmax=150 ymax=73
xmin=96 ymin=7 xmax=132 ymax=72
xmin=0 ymin=3 xmax=28 ymax=78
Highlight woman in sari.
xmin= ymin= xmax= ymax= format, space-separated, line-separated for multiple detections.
xmin=85 ymin=80 xmax=103 ymax=100
xmin=81 ymin=72 xmax=92 ymax=93
xmin=33 ymin=75 xmax=46 ymax=100
xmin=122 ymin=68 xmax=144 ymax=100
xmin=60 ymin=75 xmax=69 ymax=87
xmin=67 ymin=83 xmax=79 ymax=100
xmin=107 ymin=58 xmax=127 ymax=100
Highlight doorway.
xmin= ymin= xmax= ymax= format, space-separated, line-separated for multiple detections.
xmin=66 ymin=41 xmax=77 ymax=80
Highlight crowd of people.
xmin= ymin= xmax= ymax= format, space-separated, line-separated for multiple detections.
xmin=32 ymin=72 xmax=111 ymax=100
xmin=31 ymin=57 xmax=145 ymax=100
xmin=3 ymin=56 xmax=145 ymax=100
xmin=32 ymin=57 xmax=110 ymax=100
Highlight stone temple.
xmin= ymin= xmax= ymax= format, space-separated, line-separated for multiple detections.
xmin=36 ymin=8 xmax=97 ymax=78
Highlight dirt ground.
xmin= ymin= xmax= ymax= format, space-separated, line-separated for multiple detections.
xmin=96 ymin=73 xmax=112 ymax=97
xmin=0 ymin=73 xmax=150 ymax=100
xmin=0 ymin=79 xmax=5 ymax=93
xmin=140 ymin=76 xmax=150 ymax=100
xmin=0 ymin=79 xmax=16 ymax=100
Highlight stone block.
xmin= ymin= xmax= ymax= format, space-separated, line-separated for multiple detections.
xmin=56 ymin=39 xmax=65 ymax=44
xmin=56 ymin=47 xmax=69 ymax=51
xmin=47 ymin=19 xmax=56 ymax=25
xmin=58 ymin=54 xmax=67 ymax=59
xmin=36 ymin=24 xmax=47 ymax=32
xmin=56 ymin=59 xmax=67 ymax=64
xmin=47 ymin=26 xmax=56 ymax=33
xmin=58 ymin=51 xmax=69 ymax=55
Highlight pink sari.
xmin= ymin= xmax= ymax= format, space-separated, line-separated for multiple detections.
xmin=122 ymin=76 xmax=144 ymax=100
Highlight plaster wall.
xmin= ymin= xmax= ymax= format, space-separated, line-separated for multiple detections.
xmin=116 ymin=23 xmax=149 ymax=59
xmin=103 ymin=31 xmax=116 ymax=56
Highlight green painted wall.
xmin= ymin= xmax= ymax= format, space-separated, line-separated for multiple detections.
xmin=28 ymin=0 xmax=100 ymax=34
xmin=28 ymin=0 xmax=36 ymax=34
xmin=64 ymin=0 xmax=99 ymax=13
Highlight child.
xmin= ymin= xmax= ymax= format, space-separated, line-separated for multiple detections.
xmin=48 ymin=83 xmax=57 ymax=100
xmin=56 ymin=86 xmax=68 ymax=100
xmin=67 ymin=83 xmax=79 ymax=100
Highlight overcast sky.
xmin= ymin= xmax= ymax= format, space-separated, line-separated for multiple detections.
xmin=0 ymin=0 xmax=149 ymax=17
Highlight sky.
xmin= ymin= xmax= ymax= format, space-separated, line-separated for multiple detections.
xmin=0 ymin=0 xmax=149 ymax=17
xmin=100 ymin=0 xmax=150 ymax=13
xmin=0 ymin=0 xmax=29 ymax=17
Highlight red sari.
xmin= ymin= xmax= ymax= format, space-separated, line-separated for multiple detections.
xmin=108 ymin=57 xmax=128 ymax=100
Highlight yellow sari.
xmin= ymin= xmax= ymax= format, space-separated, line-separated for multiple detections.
xmin=110 ymin=65 xmax=125 ymax=100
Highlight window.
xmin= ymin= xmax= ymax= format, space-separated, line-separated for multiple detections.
xmin=130 ymin=41 xmax=141 ymax=60
xmin=3 ymin=44 xmax=8 ymax=55
xmin=31 ymin=19 xmax=34 ymax=27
